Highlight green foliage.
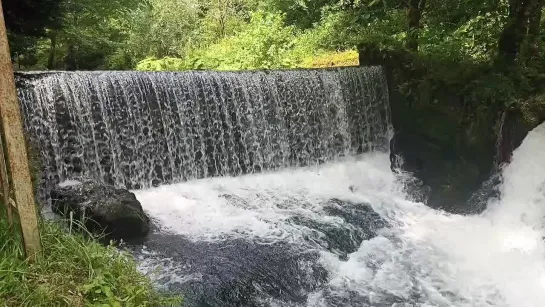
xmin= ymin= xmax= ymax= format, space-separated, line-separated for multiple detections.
xmin=198 ymin=0 xmax=256 ymax=42
xmin=301 ymin=50 xmax=359 ymax=68
xmin=136 ymin=57 xmax=189 ymax=71
xmin=4 ymin=0 xmax=62 ymax=59
xmin=49 ymin=0 xmax=141 ymax=69
xmin=120 ymin=0 xmax=203 ymax=60
xmin=189 ymin=11 xmax=297 ymax=70
xmin=137 ymin=11 xmax=301 ymax=71
xmin=255 ymin=0 xmax=336 ymax=29
xmin=0 ymin=217 xmax=181 ymax=306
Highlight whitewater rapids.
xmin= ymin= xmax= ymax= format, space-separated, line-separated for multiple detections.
xmin=131 ymin=123 xmax=545 ymax=307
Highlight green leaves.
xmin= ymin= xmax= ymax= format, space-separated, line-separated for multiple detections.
xmin=136 ymin=57 xmax=189 ymax=71
xmin=10 ymin=0 xmax=545 ymax=76
xmin=81 ymin=271 xmax=142 ymax=306
xmin=138 ymin=11 xmax=301 ymax=71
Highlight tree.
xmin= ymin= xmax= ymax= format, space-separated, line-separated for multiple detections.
xmin=109 ymin=0 xmax=203 ymax=67
xmin=526 ymin=0 xmax=545 ymax=56
xmin=201 ymin=0 xmax=252 ymax=39
xmin=187 ymin=11 xmax=297 ymax=70
xmin=3 ymin=0 xmax=61 ymax=37
xmin=497 ymin=0 xmax=545 ymax=64
xmin=45 ymin=0 xmax=140 ymax=70
xmin=257 ymin=0 xmax=336 ymax=29
xmin=3 ymin=0 xmax=62 ymax=61
xmin=406 ymin=0 xmax=427 ymax=51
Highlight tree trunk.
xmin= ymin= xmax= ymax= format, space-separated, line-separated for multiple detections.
xmin=406 ymin=0 xmax=426 ymax=52
xmin=218 ymin=0 xmax=228 ymax=38
xmin=526 ymin=0 xmax=544 ymax=57
xmin=65 ymin=43 xmax=77 ymax=70
xmin=47 ymin=32 xmax=57 ymax=70
xmin=497 ymin=0 xmax=542 ymax=65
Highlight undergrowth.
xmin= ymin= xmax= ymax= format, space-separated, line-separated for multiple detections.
xmin=303 ymin=50 xmax=359 ymax=68
xmin=0 ymin=215 xmax=181 ymax=307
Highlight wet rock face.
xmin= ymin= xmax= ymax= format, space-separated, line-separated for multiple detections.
xmin=388 ymin=95 xmax=544 ymax=215
xmin=51 ymin=179 xmax=150 ymax=240
xmin=387 ymin=91 xmax=498 ymax=214
xmin=499 ymin=104 xmax=545 ymax=165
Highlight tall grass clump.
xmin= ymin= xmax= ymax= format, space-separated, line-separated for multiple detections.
xmin=0 ymin=213 xmax=181 ymax=307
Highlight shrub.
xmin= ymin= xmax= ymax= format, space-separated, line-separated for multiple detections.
xmin=136 ymin=57 xmax=189 ymax=71
xmin=302 ymin=50 xmax=359 ymax=68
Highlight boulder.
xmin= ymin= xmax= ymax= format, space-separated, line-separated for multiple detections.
xmin=51 ymin=179 xmax=150 ymax=240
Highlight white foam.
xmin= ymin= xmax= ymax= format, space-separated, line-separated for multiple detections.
xmin=485 ymin=123 xmax=545 ymax=228
xmin=134 ymin=123 xmax=545 ymax=307
xmin=57 ymin=179 xmax=82 ymax=187
xmin=134 ymin=153 xmax=398 ymax=242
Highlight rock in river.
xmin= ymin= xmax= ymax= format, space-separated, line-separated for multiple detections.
xmin=51 ymin=179 xmax=150 ymax=240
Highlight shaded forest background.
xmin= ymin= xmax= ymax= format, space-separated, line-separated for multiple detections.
xmin=5 ymin=0 xmax=545 ymax=73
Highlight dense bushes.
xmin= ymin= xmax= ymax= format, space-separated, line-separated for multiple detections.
xmin=137 ymin=11 xmax=301 ymax=71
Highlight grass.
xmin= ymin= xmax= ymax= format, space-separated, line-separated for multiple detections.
xmin=0 ymin=212 xmax=181 ymax=307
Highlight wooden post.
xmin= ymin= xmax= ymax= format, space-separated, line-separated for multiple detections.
xmin=0 ymin=0 xmax=41 ymax=259
xmin=0 ymin=134 xmax=13 ymax=228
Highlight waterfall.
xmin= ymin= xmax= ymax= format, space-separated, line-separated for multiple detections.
xmin=16 ymin=67 xmax=391 ymax=192
xmin=15 ymin=66 xmax=545 ymax=306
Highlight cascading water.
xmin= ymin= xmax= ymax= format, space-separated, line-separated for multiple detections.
xmin=16 ymin=67 xmax=545 ymax=307
xmin=17 ymin=67 xmax=390 ymax=193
